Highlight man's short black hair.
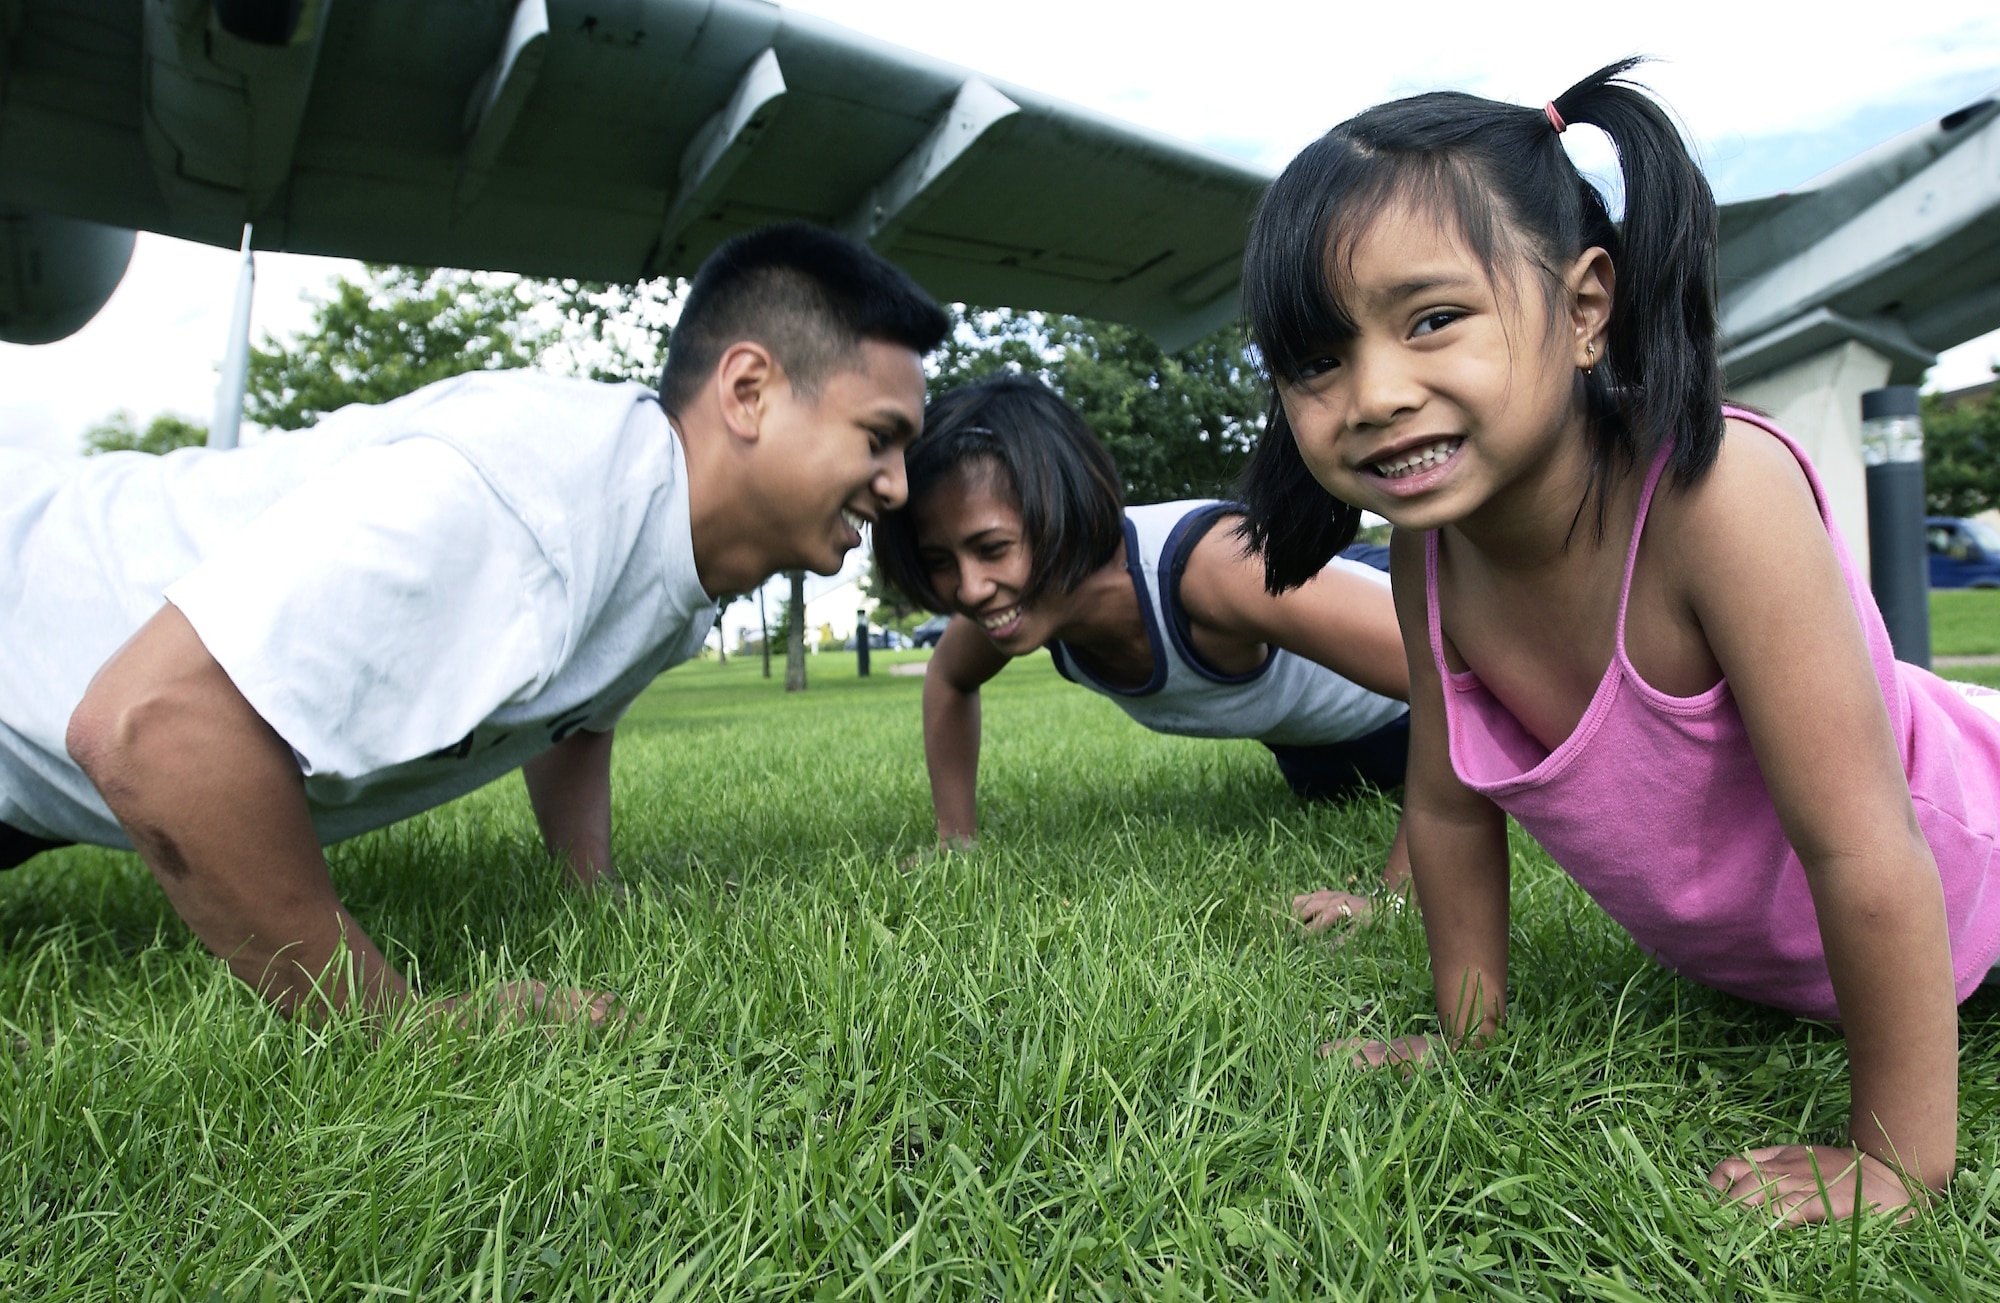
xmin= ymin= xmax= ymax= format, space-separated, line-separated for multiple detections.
xmin=658 ymin=223 xmax=949 ymax=417
xmin=876 ymin=374 xmax=1125 ymax=614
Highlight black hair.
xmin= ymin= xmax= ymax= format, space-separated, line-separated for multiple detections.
xmin=658 ymin=222 xmax=949 ymax=418
xmin=1236 ymin=58 xmax=1722 ymax=591
xmin=874 ymin=374 xmax=1125 ymax=613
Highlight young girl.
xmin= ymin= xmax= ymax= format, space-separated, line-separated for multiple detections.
xmin=1237 ymin=58 xmax=2000 ymax=1223
xmin=874 ymin=374 xmax=1413 ymax=920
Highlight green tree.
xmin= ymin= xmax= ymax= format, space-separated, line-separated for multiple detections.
xmin=1924 ymin=381 xmax=2000 ymax=517
xmin=245 ymin=266 xmax=678 ymax=430
xmin=533 ymin=277 xmax=678 ymax=385
xmin=928 ymin=307 xmax=1265 ymax=505
xmin=82 ymin=410 xmax=208 ymax=456
xmin=783 ymin=569 xmax=808 ymax=692
xmin=245 ymin=266 xmax=542 ymax=430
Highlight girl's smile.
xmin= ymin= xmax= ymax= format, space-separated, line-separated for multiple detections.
xmin=1360 ymin=433 xmax=1468 ymax=497
xmin=1369 ymin=435 xmax=1463 ymax=480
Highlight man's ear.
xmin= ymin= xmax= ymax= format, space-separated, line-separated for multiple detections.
xmin=713 ymin=341 xmax=783 ymax=444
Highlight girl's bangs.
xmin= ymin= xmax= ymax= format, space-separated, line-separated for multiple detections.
xmin=1244 ymin=138 xmax=1361 ymax=385
xmin=1247 ymin=142 xmax=1486 ymax=384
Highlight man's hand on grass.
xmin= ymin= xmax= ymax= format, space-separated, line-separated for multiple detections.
xmin=1708 ymin=1144 xmax=1923 ymax=1223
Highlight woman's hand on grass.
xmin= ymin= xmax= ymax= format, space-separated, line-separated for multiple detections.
xmin=1708 ymin=1144 xmax=1923 ymax=1223
xmin=1293 ymin=888 xmax=1377 ymax=932
xmin=1322 ymin=1033 xmax=1435 ymax=1071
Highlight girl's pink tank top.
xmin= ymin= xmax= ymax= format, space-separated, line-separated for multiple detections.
xmin=1427 ymin=408 xmax=2000 ymax=1020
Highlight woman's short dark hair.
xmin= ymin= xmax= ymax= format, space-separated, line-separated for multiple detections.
xmin=659 ymin=222 xmax=949 ymax=418
xmin=1236 ymin=58 xmax=1722 ymax=591
xmin=875 ymin=374 xmax=1124 ymax=613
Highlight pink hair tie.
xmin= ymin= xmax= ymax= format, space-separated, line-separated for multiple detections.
xmin=1544 ymin=101 xmax=1567 ymax=134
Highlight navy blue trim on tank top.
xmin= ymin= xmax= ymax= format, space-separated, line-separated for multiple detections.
xmin=1160 ymin=502 xmax=1278 ymax=686
xmin=1046 ymin=516 xmax=1167 ymax=697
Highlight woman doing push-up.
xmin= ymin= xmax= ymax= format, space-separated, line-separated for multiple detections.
xmin=875 ymin=374 xmax=1413 ymax=920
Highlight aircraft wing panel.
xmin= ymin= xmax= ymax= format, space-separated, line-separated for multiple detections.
xmin=0 ymin=0 xmax=1270 ymax=348
xmin=0 ymin=1 xmax=165 ymax=228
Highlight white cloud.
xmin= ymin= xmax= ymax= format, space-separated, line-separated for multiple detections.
xmin=0 ymin=403 xmax=72 ymax=460
xmin=1933 ymin=335 xmax=2000 ymax=395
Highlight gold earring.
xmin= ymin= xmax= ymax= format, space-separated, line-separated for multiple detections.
xmin=1584 ymin=340 xmax=1596 ymax=374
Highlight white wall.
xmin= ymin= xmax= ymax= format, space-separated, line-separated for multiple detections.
xmin=1728 ymin=340 xmax=1893 ymax=575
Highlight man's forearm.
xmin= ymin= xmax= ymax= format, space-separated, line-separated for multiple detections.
xmin=68 ymin=605 xmax=407 ymax=1017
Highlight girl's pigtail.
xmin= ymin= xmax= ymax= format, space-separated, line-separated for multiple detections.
xmin=1550 ymin=58 xmax=1724 ymax=485
xmin=1233 ymin=394 xmax=1363 ymax=594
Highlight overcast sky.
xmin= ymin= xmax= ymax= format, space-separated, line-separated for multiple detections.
xmin=3 ymin=0 xmax=1997 ymax=467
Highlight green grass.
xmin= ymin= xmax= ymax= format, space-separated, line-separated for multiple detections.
xmin=5 ymin=650 xmax=2000 ymax=1298
xmin=1945 ymin=664 xmax=2000 ymax=690
xmin=1933 ymin=589 xmax=2000 ymax=658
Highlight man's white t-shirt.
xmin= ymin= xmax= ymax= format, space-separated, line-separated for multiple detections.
xmin=0 ymin=371 xmax=718 ymax=848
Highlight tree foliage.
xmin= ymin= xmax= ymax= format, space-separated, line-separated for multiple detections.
xmin=243 ymin=273 xmax=1264 ymax=506
xmin=928 ymin=307 xmax=1265 ymax=505
xmin=245 ymin=265 xmax=677 ymax=430
xmin=1924 ymin=381 xmax=2000 ymax=517
xmin=82 ymin=410 xmax=209 ymax=456
xmin=244 ymin=266 xmax=538 ymax=430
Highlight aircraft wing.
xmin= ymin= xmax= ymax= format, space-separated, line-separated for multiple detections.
xmin=1716 ymin=93 xmax=2000 ymax=385
xmin=0 ymin=0 xmax=1270 ymax=348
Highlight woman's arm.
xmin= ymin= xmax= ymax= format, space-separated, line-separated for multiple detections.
xmin=1674 ymin=422 xmax=1956 ymax=1222
xmin=1336 ymin=530 xmax=1510 ymax=1064
xmin=1176 ymin=521 xmax=1409 ymax=701
xmin=921 ymin=616 xmax=1011 ymax=846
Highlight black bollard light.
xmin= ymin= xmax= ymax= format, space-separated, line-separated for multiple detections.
xmin=1861 ymin=385 xmax=1931 ymax=668
xmin=856 ymin=608 xmax=871 ymax=677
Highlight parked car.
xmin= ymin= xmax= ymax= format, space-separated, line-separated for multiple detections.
xmin=910 ymin=614 xmax=951 ymax=648
xmin=842 ymin=628 xmax=912 ymax=651
xmin=1926 ymin=516 xmax=2000 ymax=588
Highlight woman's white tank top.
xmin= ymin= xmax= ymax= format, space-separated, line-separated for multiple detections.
xmin=1046 ymin=501 xmax=1407 ymax=745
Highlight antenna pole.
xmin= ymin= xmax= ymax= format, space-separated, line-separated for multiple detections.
xmin=208 ymin=224 xmax=255 ymax=450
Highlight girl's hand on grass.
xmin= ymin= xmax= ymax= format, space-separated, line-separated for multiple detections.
xmin=1322 ymin=1033 xmax=1435 ymax=1072
xmin=1708 ymin=1145 xmax=1922 ymax=1223
xmin=899 ymin=835 xmax=974 ymax=870
xmin=1293 ymin=889 xmax=1376 ymax=932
